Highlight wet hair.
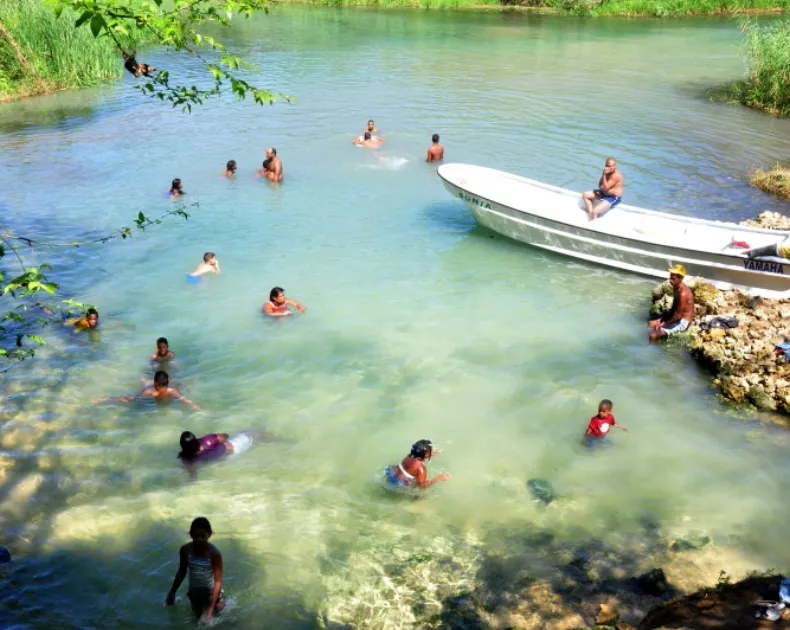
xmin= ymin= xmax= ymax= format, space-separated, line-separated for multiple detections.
xmin=269 ymin=286 xmax=284 ymax=301
xmin=203 ymin=252 xmax=215 ymax=263
xmin=599 ymin=399 xmax=613 ymax=411
xmin=410 ymin=439 xmax=433 ymax=460
xmin=170 ymin=178 xmax=182 ymax=192
xmin=154 ymin=370 xmax=169 ymax=387
xmin=432 ymin=133 xmax=440 ymax=143
xmin=226 ymin=160 xmax=237 ymax=171
xmin=86 ymin=308 xmax=99 ymax=318
xmin=363 ymin=132 xmax=372 ymax=140
xmin=262 ymin=157 xmax=272 ymax=170
xmin=180 ymin=431 xmax=200 ymax=458
xmin=189 ymin=516 xmax=213 ymax=537
xmin=156 ymin=337 xmax=168 ymax=347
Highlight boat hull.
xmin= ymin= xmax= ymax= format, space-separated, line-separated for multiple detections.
xmin=438 ymin=166 xmax=790 ymax=297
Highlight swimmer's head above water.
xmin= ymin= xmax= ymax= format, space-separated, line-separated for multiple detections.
xmin=180 ymin=431 xmax=200 ymax=458
xmin=225 ymin=160 xmax=237 ymax=173
xmin=83 ymin=308 xmax=99 ymax=328
xmin=170 ymin=178 xmax=184 ymax=195
xmin=154 ymin=370 xmax=170 ymax=391
xmin=203 ymin=252 xmax=216 ymax=264
xmin=410 ymin=439 xmax=434 ymax=461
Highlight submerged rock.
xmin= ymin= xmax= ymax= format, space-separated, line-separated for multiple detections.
xmin=670 ymin=533 xmax=712 ymax=552
xmin=527 ymin=478 xmax=555 ymax=505
xmin=635 ymin=568 xmax=671 ymax=597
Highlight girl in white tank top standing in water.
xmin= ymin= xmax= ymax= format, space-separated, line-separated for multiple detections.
xmin=165 ymin=517 xmax=225 ymax=620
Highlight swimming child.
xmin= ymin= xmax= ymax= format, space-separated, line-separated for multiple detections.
xmin=384 ymin=439 xmax=450 ymax=489
xmin=94 ymin=370 xmax=199 ymax=409
xmin=169 ymin=178 xmax=185 ymax=196
xmin=65 ymin=307 xmax=99 ymax=335
xmin=186 ymin=252 xmax=220 ymax=283
xmin=178 ymin=430 xmax=256 ymax=462
xmin=583 ymin=399 xmax=627 ymax=445
xmin=262 ymin=286 xmax=305 ymax=318
xmin=151 ymin=337 xmax=175 ymax=363
xmin=165 ymin=517 xmax=225 ymax=621
xmin=223 ymin=160 xmax=237 ymax=177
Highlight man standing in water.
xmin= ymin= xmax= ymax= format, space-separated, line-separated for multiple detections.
xmin=648 ymin=264 xmax=694 ymax=342
xmin=261 ymin=147 xmax=282 ymax=183
xmin=426 ymin=134 xmax=444 ymax=162
xmin=581 ymin=157 xmax=623 ymax=221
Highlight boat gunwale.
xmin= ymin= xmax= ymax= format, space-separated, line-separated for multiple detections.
xmin=437 ymin=163 xmax=790 ymax=242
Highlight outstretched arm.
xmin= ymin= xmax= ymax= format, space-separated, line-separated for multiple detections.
xmin=165 ymin=545 xmax=188 ymax=605
xmin=174 ymin=389 xmax=199 ymax=410
xmin=285 ymin=298 xmax=305 ymax=312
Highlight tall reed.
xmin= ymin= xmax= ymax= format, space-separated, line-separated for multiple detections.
xmin=0 ymin=0 xmax=145 ymax=99
xmin=736 ymin=19 xmax=790 ymax=116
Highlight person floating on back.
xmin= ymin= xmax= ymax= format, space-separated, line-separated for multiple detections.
xmin=169 ymin=178 xmax=185 ymax=197
xmin=583 ymin=399 xmax=627 ymax=446
xmin=648 ymin=264 xmax=694 ymax=342
xmin=258 ymin=147 xmax=283 ymax=182
xmin=353 ymin=131 xmax=383 ymax=148
xmin=384 ymin=439 xmax=450 ymax=489
xmin=165 ymin=517 xmax=225 ymax=621
xmin=94 ymin=370 xmax=199 ymax=409
xmin=151 ymin=337 xmax=175 ymax=364
xmin=581 ymin=157 xmax=622 ymax=221
xmin=426 ymin=133 xmax=444 ymax=162
xmin=223 ymin=160 xmax=237 ymax=178
xmin=186 ymin=252 xmax=220 ymax=283
xmin=65 ymin=307 xmax=99 ymax=335
xmin=262 ymin=286 xmax=305 ymax=318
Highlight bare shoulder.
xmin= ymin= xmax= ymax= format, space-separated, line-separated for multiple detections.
xmin=209 ymin=543 xmax=222 ymax=557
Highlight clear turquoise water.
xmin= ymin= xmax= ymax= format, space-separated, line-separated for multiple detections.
xmin=2 ymin=9 xmax=790 ymax=629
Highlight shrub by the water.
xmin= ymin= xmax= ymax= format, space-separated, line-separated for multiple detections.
xmin=734 ymin=19 xmax=790 ymax=116
xmin=0 ymin=0 xmax=144 ymax=100
xmin=751 ymin=165 xmax=790 ymax=199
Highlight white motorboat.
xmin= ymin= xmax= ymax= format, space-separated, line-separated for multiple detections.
xmin=438 ymin=163 xmax=790 ymax=298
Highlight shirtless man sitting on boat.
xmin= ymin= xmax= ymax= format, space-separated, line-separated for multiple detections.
xmin=581 ymin=157 xmax=623 ymax=221
xmin=648 ymin=264 xmax=694 ymax=343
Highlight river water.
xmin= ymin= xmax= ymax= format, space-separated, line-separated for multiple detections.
xmin=2 ymin=8 xmax=790 ymax=629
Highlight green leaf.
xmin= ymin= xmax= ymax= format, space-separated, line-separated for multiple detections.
xmin=75 ymin=11 xmax=92 ymax=28
xmin=90 ymin=14 xmax=105 ymax=38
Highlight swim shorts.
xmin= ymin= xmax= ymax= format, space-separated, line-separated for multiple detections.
xmin=594 ymin=189 xmax=622 ymax=209
xmin=185 ymin=274 xmax=202 ymax=285
xmin=660 ymin=318 xmax=690 ymax=336
xmin=384 ymin=467 xmax=407 ymax=487
xmin=228 ymin=433 xmax=253 ymax=456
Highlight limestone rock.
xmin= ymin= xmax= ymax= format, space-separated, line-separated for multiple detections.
xmin=740 ymin=210 xmax=790 ymax=230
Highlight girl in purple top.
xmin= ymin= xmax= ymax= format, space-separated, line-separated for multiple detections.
xmin=179 ymin=431 xmax=248 ymax=462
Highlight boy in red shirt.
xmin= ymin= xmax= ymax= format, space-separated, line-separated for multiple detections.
xmin=584 ymin=399 xmax=627 ymax=445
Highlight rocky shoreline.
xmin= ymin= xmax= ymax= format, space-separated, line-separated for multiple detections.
xmin=650 ymin=211 xmax=790 ymax=420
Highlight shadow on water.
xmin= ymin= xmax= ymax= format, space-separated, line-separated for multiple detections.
xmin=0 ymin=101 xmax=100 ymax=135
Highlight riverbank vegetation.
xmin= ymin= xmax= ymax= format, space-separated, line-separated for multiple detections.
xmin=0 ymin=0 xmax=144 ymax=100
xmin=276 ymin=0 xmax=790 ymax=16
xmin=751 ymin=166 xmax=790 ymax=199
xmin=730 ymin=19 xmax=790 ymax=116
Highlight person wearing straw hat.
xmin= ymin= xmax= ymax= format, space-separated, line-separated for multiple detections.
xmin=648 ymin=264 xmax=694 ymax=343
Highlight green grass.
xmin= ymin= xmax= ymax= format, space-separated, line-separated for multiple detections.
xmin=274 ymin=0 xmax=789 ymax=15
xmin=730 ymin=19 xmax=790 ymax=115
xmin=0 ymin=0 xmax=145 ymax=100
